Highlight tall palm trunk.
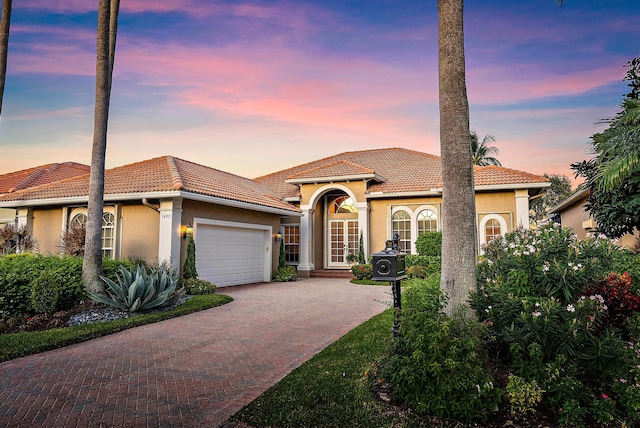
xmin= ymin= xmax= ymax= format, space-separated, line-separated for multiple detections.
xmin=83 ymin=0 xmax=119 ymax=294
xmin=0 ymin=0 xmax=12 ymax=118
xmin=438 ymin=0 xmax=477 ymax=314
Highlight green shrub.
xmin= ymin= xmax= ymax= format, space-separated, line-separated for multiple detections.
xmin=415 ymin=231 xmax=442 ymax=256
xmin=29 ymin=271 xmax=60 ymax=316
xmin=404 ymin=254 xmax=441 ymax=278
xmin=506 ymin=374 xmax=543 ymax=417
xmin=378 ymin=278 xmax=501 ymax=423
xmin=183 ymin=235 xmax=198 ymax=280
xmin=272 ymin=265 xmax=298 ymax=282
xmin=182 ymin=277 xmax=217 ymax=295
xmin=91 ymin=265 xmax=185 ymax=312
xmin=473 ymin=222 xmax=640 ymax=424
xmin=350 ymin=263 xmax=372 ymax=280
xmin=0 ymin=255 xmax=133 ymax=319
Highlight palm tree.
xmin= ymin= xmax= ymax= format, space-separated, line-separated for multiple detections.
xmin=82 ymin=0 xmax=120 ymax=294
xmin=0 ymin=0 xmax=12 ymax=118
xmin=438 ymin=0 xmax=476 ymax=314
xmin=470 ymin=131 xmax=502 ymax=166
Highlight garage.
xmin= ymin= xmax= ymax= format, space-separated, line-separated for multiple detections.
xmin=195 ymin=220 xmax=272 ymax=287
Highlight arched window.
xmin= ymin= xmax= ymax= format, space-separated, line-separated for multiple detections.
xmin=392 ymin=210 xmax=412 ymax=254
xmin=417 ymin=209 xmax=438 ymax=234
xmin=484 ymin=219 xmax=502 ymax=243
xmin=329 ymin=196 xmax=357 ymax=213
xmin=101 ymin=212 xmax=115 ymax=259
xmin=67 ymin=209 xmax=117 ymax=259
xmin=71 ymin=213 xmax=87 ymax=227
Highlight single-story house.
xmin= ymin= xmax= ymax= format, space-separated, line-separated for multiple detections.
xmin=0 ymin=156 xmax=301 ymax=287
xmin=549 ymin=188 xmax=638 ymax=248
xmin=0 ymin=162 xmax=90 ymax=226
xmin=0 ymin=148 xmax=550 ymax=285
xmin=255 ymin=147 xmax=549 ymax=276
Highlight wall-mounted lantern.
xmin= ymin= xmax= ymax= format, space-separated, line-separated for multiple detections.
xmin=183 ymin=222 xmax=193 ymax=239
xmin=274 ymin=231 xmax=283 ymax=242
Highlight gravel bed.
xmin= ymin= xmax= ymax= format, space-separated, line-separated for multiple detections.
xmin=68 ymin=295 xmax=193 ymax=326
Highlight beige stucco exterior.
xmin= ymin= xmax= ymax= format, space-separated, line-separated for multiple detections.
xmin=285 ymin=179 xmax=541 ymax=274
xmin=120 ymin=204 xmax=160 ymax=262
xmin=32 ymin=208 xmax=63 ymax=255
xmin=182 ymin=200 xmax=282 ymax=271
xmin=552 ymin=190 xmax=638 ymax=248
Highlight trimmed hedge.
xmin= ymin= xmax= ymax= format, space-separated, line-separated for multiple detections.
xmin=0 ymin=254 xmax=132 ymax=318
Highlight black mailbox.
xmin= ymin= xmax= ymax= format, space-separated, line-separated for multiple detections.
xmin=371 ymin=235 xmax=407 ymax=282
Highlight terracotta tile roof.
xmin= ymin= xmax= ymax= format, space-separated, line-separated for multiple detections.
xmin=286 ymin=160 xmax=380 ymax=181
xmin=255 ymin=147 xmax=549 ymax=197
xmin=0 ymin=156 xmax=299 ymax=213
xmin=0 ymin=162 xmax=89 ymax=194
xmin=472 ymin=165 xmax=550 ymax=187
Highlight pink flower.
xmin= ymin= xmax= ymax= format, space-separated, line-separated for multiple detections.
xmin=602 ymin=393 xmax=610 ymax=399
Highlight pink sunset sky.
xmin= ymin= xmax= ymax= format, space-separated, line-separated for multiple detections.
xmin=0 ymin=0 xmax=638 ymax=185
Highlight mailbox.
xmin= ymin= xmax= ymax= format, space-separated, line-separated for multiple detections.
xmin=371 ymin=234 xmax=407 ymax=282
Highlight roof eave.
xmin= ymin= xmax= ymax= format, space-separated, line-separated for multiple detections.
xmin=366 ymin=190 xmax=443 ymax=199
xmin=471 ymin=182 xmax=551 ymax=192
xmin=0 ymin=190 xmax=302 ymax=217
xmin=286 ymin=173 xmax=385 ymax=184
xmin=549 ymin=188 xmax=590 ymax=214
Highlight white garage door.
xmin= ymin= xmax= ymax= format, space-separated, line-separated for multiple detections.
xmin=195 ymin=223 xmax=269 ymax=287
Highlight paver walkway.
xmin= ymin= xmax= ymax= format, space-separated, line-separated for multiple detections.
xmin=0 ymin=279 xmax=389 ymax=428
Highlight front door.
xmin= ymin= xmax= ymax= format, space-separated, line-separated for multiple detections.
xmin=328 ymin=219 xmax=358 ymax=267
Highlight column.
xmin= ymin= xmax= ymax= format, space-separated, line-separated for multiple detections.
xmin=515 ymin=189 xmax=530 ymax=230
xmin=297 ymin=207 xmax=315 ymax=277
xmin=158 ymin=198 xmax=183 ymax=271
xmin=355 ymin=202 xmax=370 ymax=257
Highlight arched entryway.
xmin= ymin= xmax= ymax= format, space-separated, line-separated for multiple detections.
xmin=298 ymin=184 xmax=369 ymax=275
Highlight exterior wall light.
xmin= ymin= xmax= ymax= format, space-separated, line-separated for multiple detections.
xmin=274 ymin=231 xmax=282 ymax=242
xmin=183 ymin=223 xmax=193 ymax=239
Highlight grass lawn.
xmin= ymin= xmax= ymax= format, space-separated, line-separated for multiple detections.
xmin=231 ymin=309 xmax=407 ymax=428
xmin=0 ymin=293 xmax=232 ymax=362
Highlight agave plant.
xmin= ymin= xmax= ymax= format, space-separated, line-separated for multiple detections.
xmin=90 ymin=264 xmax=185 ymax=312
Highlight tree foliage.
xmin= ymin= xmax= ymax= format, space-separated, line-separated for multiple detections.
xmin=470 ymin=131 xmax=501 ymax=166
xmin=183 ymin=235 xmax=198 ymax=280
xmin=572 ymin=57 xmax=640 ymax=238
xmin=529 ymin=174 xmax=572 ymax=222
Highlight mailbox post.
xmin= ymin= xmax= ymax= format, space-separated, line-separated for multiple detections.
xmin=371 ymin=233 xmax=406 ymax=337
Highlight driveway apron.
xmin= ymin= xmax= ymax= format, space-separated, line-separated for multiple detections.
xmin=0 ymin=279 xmax=389 ymax=428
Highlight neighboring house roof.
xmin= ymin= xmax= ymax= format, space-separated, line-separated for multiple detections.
xmin=0 ymin=162 xmax=90 ymax=194
xmin=0 ymin=156 xmax=300 ymax=215
xmin=549 ymin=187 xmax=590 ymax=214
xmin=255 ymin=147 xmax=550 ymax=198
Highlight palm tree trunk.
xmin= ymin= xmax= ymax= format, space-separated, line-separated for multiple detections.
xmin=0 ymin=0 xmax=12 ymax=118
xmin=438 ymin=0 xmax=477 ymax=315
xmin=82 ymin=0 xmax=119 ymax=294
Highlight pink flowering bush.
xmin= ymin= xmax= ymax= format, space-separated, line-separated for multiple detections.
xmin=471 ymin=222 xmax=640 ymax=425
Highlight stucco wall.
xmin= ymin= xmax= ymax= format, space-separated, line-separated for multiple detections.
xmin=0 ymin=208 xmax=15 ymax=226
xmin=32 ymin=208 xmax=63 ymax=255
xmin=182 ymin=200 xmax=284 ymax=274
xmin=120 ymin=204 xmax=160 ymax=262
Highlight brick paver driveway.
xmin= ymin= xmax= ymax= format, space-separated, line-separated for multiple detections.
xmin=0 ymin=278 xmax=389 ymax=428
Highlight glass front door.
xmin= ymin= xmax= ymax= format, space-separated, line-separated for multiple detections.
xmin=328 ymin=219 xmax=358 ymax=267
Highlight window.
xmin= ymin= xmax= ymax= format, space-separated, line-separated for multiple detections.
xmin=283 ymin=225 xmax=300 ymax=264
xmin=392 ymin=210 xmax=412 ymax=254
xmin=417 ymin=209 xmax=438 ymax=234
xmin=102 ymin=212 xmax=115 ymax=259
xmin=329 ymin=196 xmax=357 ymax=213
xmin=71 ymin=213 xmax=87 ymax=227
xmin=68 ymin=209 xmax=117 ymax=259
xmin=484 ymin=219 xmax=501 ymax=243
